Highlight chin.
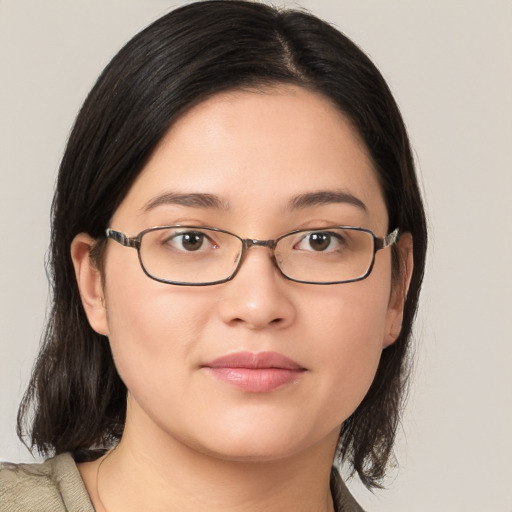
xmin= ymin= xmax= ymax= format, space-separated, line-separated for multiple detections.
xmin=185 ymin=421 xmax=333 ymax=464
xmin=198 ymin=439 xmax=304 ymax=463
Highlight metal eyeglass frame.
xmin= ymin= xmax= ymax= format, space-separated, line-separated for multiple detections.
xmin=105 ymin=225 xmax=400 ymax=286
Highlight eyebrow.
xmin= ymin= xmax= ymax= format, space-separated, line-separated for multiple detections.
xmin=141 ymin=189 xmax=366 ymax=214
xmin=142 ymin=192 xmax=229 ymax=212
xmin=288 ymin=190 xmax=367 ymax=212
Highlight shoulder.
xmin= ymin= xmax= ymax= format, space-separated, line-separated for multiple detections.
xmin=330 ymin=466 xmax=366 ymax=512
xmin=0 ymin=453 xmax=95 ymax=512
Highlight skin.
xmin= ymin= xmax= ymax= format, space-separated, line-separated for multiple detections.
xmin=72 ymin=85 xmax=413 ymax=512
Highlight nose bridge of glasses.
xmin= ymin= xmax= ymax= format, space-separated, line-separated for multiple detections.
xmin=238 ymin=238 xmax=280 ymax=271
xmin=243 ymin=238 xmax=277 ymax=250
xmin=235 ymin=238 xmax=281 ymax=278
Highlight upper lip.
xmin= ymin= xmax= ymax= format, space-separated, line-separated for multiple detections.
xmin=202 ymin=351 xmax=305 ymax=370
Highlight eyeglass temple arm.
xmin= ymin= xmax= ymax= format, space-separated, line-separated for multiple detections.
xmin=375 ymin=228 xmax=400 ymax=251
xmin=105 ymin=229 xmax=140 ymax=248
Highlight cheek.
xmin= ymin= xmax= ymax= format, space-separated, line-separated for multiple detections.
xmin=302 ymin=268 xmax=392 ymax=423
xmin=102 ymin=255 xmax=215 ymax=405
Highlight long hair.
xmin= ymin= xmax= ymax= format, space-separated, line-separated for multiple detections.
xmin=17 ymin=0 xmax=427 ymax=489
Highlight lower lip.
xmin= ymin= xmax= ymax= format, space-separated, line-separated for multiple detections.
xmin=205 ymin=367 xmax=305 ymax=392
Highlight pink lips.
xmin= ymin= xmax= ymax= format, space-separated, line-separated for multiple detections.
xmin=202 ymin=351 xmax=306 ymax=393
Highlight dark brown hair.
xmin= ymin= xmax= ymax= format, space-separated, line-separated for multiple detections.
xmin=18 ymin=0 xmax=427 ymax=489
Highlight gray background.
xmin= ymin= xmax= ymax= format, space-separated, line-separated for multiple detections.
xmin=1 ymin=1 xmax=511 ymax=510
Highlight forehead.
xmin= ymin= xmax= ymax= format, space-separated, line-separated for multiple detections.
xmin=112 ymin=85 xmax=388 ymax=232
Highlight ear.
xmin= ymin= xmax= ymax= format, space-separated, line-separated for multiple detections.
xmin=383 ymin=232 xmax=414 ymax=348
xmin=70 ymin=233 xmax=110 ymax=336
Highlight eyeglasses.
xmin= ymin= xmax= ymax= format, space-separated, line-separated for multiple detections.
xmin=105 ymin=225 xmax=399 ymax=286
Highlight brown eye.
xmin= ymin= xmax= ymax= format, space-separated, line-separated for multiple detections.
xmin=292 ymin=231 xmax=347 ymax=253
xmin=165 ymin=231 xmax=211 ymax=252
xmin=307 ymin=232 xmax=332 ymax=251
xmin=180 ymin=232 xmax=205 ymax=251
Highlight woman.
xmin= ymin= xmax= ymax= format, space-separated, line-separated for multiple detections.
xmin=1 ymin=1 xmax=427 ymax=510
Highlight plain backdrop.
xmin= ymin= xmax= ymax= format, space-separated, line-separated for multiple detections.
xmin=1 ymin=1 xmax=511 ymax=511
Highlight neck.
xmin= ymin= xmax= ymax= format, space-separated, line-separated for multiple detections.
xmin=86 ymin=407 xmax=339 ymax=512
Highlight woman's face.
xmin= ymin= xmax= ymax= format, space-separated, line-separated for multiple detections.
xmin=76 ymin=85 xmax=408 ymax=462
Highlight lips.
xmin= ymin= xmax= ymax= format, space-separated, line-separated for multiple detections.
xmin=201 ymin=351 xmax=306 ymax=393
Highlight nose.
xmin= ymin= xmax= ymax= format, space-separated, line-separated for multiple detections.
xmin=217 ymin=246 xmax=296 ymax=330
